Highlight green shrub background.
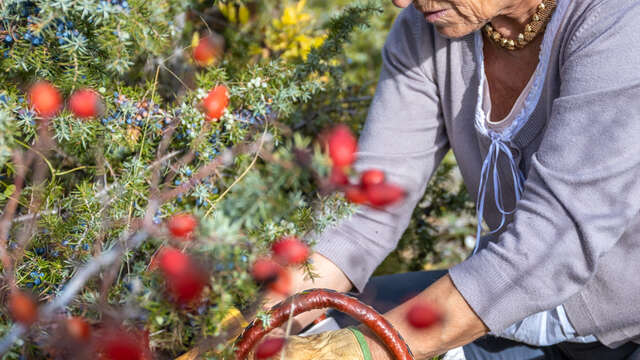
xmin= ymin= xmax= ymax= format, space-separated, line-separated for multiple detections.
xmin=0 ymin=0 xmax=474 ymax=357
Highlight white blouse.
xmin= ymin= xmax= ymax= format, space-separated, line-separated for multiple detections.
xmin=482 ymin=72 xmax=536 ymax=133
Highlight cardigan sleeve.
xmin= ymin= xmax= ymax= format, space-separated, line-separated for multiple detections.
xmin=312 ymin=7 xmax=449 ymax=292
xmin=449 ymin=0 xmax=640 ymax=332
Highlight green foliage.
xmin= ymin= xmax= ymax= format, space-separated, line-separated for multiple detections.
xmin=0 ymin=0 xmax=186 ymax=83
xmin=375 ymin=152 xmax=475 ymax=276
xmin=0 ymin=0 xmax=472 ymax=357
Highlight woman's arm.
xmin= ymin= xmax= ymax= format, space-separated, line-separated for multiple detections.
xmin=263 ymin=6 xmax=449 ymax=333
xmin=363 ymin=274 xmax=488 ymax=360
xmin=360 ymin=2 xmax=640 ymax=358
xmin=262 ymin=272 xmax=489 ymax=360
xmin=312 ymin=5 xmax=449 ymax=293
xmin=447 ymin=0 xmax=640 ymax=335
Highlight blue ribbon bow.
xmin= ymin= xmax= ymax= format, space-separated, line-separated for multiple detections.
xmin=473 ymin=134 xmax=525 ymax=254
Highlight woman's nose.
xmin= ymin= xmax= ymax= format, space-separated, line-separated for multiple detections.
xmin=391 ymin=0 xmax=413 ymax=8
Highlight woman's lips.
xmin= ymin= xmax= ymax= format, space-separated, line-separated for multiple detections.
xmin=423 ymin=9 xmax=448 ymax=22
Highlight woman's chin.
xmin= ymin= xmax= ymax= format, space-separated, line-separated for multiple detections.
xmin=433 ymin=24 xmax=478 ymax=39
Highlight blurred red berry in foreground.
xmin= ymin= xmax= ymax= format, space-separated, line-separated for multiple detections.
xmin=360 ymin=169 xmax=385 ymax=188
xmin=327 ymin=125 xmax=357 ymax=167
xmin=406 ymin=302 xmax=441 ymax=329
xmin=28 ymin=81 xmax=62 ymax=118
xmin=157 ymin=247 xmax=190 ymax=277
xmin=66 ymin=316 xmax=91 ymax=342
xmin=167 ymin=213 xmax=197 ymax=239
xmin=267 ymin=268 xmax=291 ymax=296
xmin=69 ymin=89 xmax=102 ymax=119
xmin=256 ymin=337 xmax=286 ymax=359
xmin=271 ymin=236 xmax=309 ymax=265
xmin=365 ymin=183 xmax=405 ymax=207
xmin=329 ymin=166 xmax=349 ymax=186
xmin=251 ymin=258 xmax=291 ymax=295
xmin=166 ymin=268 xmax=207 ymax=305
xmin=202 ymin=85 xmax=229 ymax=121
xmin=97 ymin=328 xmax=147 ymax=360
xmin=8 ymin=291 xmax=38 ymax=325
xmin=156 ymin=247 xmax=207 ymax=304
xmin=251 ymin=258 xmax=281 ymax=283
xmin=344 ymin=185 xmax=368 ymax=204
xmin=192 ymin=34 xmax=223 ymax=67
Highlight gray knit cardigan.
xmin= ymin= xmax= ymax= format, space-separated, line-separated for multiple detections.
xmin=313 ymin=0 xmax=640 ymax=348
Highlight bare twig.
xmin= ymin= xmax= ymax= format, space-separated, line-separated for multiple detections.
xmin=204 ymin=126 xmax=269 ymax=217
xmin=281 ymin=300 xmax=297 ymax=360
xmin=0 ymin=151 xmax=27 ymax=281
xmin=14 ymin=126 xmax=56 ymax=264
xmin=144 ymin=120 xmax=179 ymax=227
xmin=0 ymin=125 xmax=270 ymax=355
xmin=11 ymin=209 xmax=59 ymax=224
xmin=161 ymin=121 xmax=212 ymax=189
xmin=0 ymin=230 xmax=150 ymax=355
xmin=157 ymin=127 xmax=264 ymax=204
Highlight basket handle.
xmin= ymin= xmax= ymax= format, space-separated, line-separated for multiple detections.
xmin=234 ymin=288 xmax=414 ymax=360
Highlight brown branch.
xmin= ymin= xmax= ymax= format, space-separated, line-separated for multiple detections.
xmin=0 ymin=151 xmax=27 ymax=283
xmin=161 ymin=121 xmax=212 ymax=189
xmin=13 ymin=126 xmax=56 ymax=266
xmin=157 ymin=126 xmax=263 ymax=205
xmin=144 ymin=119 xmax=179 ymax=227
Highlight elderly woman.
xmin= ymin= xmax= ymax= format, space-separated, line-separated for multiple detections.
xmin=260 ymin=0 xmax=640 ymax=358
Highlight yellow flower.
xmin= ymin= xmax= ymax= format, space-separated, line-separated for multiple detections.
xmin=218 ymin=1 xmax=228 ymax=17
xmin=218 ymin=1 xmax=244 ymax=24
xmin=248 ymin=43 xmax=263 ymax=56
xmin=281 ymin=6 xmax=297 ymax=26
xmin=191 ymin=32 xmax=200 ymax=49
xmin=265 ymin=0 xmax=326 ymax=60
xmin=238 ymin=4 xmax=250 ymax=24
xmin=227 ymin=5 xmax=237 ymax=23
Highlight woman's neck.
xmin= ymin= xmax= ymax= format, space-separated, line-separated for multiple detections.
xmin=490 ymin=0 xmax=544 ymax=38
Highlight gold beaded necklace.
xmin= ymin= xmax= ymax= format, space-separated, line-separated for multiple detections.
xmin=483 ymin=0 xmax=557 ymax=51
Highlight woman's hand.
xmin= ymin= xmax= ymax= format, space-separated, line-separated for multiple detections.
xmin=247 ymin=328 xmax=370 ymax=360
xmin=260 ymin=252 xmax=354 ymax=335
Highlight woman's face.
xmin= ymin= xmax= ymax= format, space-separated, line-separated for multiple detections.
xmin=392 ymin=0 xmax=500 ymax=38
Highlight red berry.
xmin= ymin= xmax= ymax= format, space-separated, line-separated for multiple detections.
xmin=271 ymin=236 xmax=309 ymax=265
xmin=99 ymin=329 xmax=145 ymax=360
xmin=327 ymin=125 xmax=357 ymax=167
xmin=157 ymin=247 xmax=190 ymax=277
xmin=8 ymin=291 xmax=38 ymax=325
xmin=69 ymin=89 xmax=102 ymax=119
xmin=28 ymin=81 xmax=62 ymax=118
xmin=66 ymin=316 xmax=91 ymax=341
xmin=156 ymin=247 xmax=206 ymax=304
xmin=251 ymin=258 xmax=281 ymax=283
xmin=267 ymin=268 xmax=291 ymax=296
xmin=406 ymin=302 xmax=441 ymax=329
xmin=192 ymin=35 xmax=222 ymax=66
xmin=344 ymin=185 xmax=368 ymax=204
xmin=360 ymin=169 xmax=385 ymax=188
xmin=329 ymin=166 xmax=349 ymax=186
xmin=365 ymin=183 xmax=406 ymax=207
xmin=167 ymin=213 xmax=197 ymax=239
xmin=202 ymin=85 xmax=229 ymax=121
xmin=165 ymin=268 xmax=207 ymax=305
xmin=256 ymin=337 xmax=286 ymax=359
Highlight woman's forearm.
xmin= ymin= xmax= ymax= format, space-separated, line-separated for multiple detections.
xmin=261 ymin=254 xmax=488 ymax=358
xmin=362 ymin=274 xmax=489 ymax=359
